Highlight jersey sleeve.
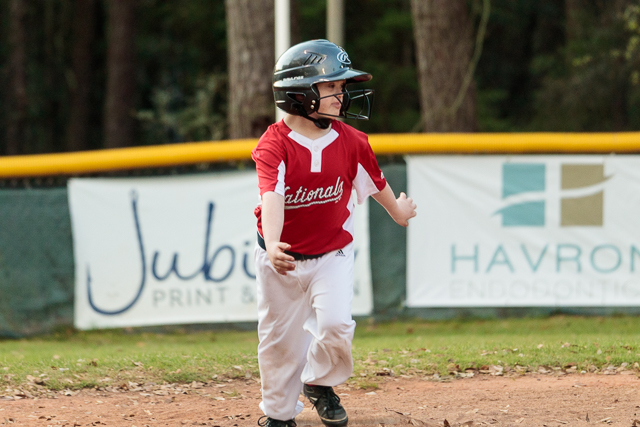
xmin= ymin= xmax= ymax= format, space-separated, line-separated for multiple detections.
xmin=252 ymin=132 xmax=287 ymax=197
xmin=353 ymin=135 xmax=387 ymax=204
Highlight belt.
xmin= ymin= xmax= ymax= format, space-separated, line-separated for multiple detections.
xmin=257 ymin=232 xmax=327 ymax=261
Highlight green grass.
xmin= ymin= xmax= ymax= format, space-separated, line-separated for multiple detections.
xmin=350 ymin=315 xmax=640 ymax=387
xmin=0 ymin=329 xmax=260 ymax=392
xmin=1 ymin=315 xmax=639 ymax=393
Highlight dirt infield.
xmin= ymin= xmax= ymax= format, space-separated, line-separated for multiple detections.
xmin=1 ymin=373 xmax=639 ymax=426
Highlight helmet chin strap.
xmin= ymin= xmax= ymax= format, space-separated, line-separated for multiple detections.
xmin=307 ymin=116 xmax=332 ymax=129
xmin=293 ymin=103 xmax=332 ymax=129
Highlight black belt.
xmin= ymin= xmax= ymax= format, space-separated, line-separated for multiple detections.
xmin=257 ymin=232 xmax=327 ymax=261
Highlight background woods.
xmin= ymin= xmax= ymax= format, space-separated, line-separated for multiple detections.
xmin=225 ymin=0 xmax=274 ymax=139
xmin=1 ymin=0 xmax=640 ymax=156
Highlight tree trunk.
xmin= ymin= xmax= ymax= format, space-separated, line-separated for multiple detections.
xmin=67 ymin=0 xmax=97 ymax=152
xmin=411 ymin=0 xmax=476 ymax=132
xmin=6 ymin=0 xmax=28 ymax=155
xmin=225 ymin=0 xmax=274 ymax=139
xmin=565 ymin=0 xmax=587 ymax=44
xmin=43 ymin=0 xmax=57 ymax=153
xmin=104 ymin=0 xmax=136 ymax=149
xmin=289 ymin=0 xmax=301 ymax=47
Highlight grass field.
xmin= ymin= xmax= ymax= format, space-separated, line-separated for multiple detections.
xmin=1 ymin=315 xmax=639 ymax=393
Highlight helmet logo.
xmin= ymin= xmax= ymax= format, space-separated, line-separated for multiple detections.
xmin=337 ymin=51 xmax=351 ymax=65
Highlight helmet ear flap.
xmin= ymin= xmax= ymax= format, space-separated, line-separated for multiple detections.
xmin=286 ymin=91 xmax=308 ymax=115
xmin=286 ymin=90 xmax=331 ymax=129
xmin=287 ymin=92 xmax=306 ymax=104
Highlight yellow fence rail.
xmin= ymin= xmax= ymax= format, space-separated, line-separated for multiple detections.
xmin=1 ymin=132 xmax=639 ymax=178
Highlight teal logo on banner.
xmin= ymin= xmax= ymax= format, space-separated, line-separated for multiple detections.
xmin=496 ymin=163 xmax=546 ymax=226
xmin=495 ymin=163 xmax=610 ymax=227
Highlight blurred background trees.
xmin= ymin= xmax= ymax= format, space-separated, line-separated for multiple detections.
xmin=225 ymin=0 xmax=274 ymax=139
xmin=103 ymin=0 xmax=136 ymax=148
xmin=411 ymin=0 xmax=478 ymax=132
xmin=1 ymin=0 xmax=639 ymax=155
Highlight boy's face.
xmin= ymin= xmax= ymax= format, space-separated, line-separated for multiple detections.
xmin=315 ymin=80 xmax=346 ymax=118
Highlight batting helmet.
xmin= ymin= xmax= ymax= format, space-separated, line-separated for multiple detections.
xmin=273 ymin=39 xmax=374 ymax=129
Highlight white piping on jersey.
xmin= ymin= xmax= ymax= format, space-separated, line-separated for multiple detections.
xmin=274 ymin=161 xmax=286 ymax=197
xmin=353 ymin=162 xmax=381 ymax=204
xmin=341 ymin=191 xmax=357 ymax=238
xmin=287 ymin=128 xmax=339 ymax=173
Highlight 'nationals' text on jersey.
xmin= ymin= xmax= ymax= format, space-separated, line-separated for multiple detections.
xmin=252 ymin=120 xmax=386 ymax=255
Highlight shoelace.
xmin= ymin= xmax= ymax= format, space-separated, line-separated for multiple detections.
xmin=257 ymin=415 xmax=297 ymax=427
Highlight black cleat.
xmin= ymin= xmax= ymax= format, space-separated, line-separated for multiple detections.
xmin=257 ymin=416 xmax=297 ymax=427
xmin=303 ymin=384 xmax=348 ymax=426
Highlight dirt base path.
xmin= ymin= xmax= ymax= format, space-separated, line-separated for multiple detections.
xmin=2 ymin=373 xmax=640 ymax=426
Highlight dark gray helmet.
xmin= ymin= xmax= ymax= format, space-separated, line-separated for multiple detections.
xmin=273 ymin=39 xmax=374 ymax=128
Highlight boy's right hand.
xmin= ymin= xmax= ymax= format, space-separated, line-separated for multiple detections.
xmin=266 ymin=241 xmax=296 ymax=275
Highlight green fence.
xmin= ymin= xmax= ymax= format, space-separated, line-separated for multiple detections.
xmin=0 ymin=164 xmax=413 ymax=337
xmin=3 ymin=161 xmax=640 ymax=337
xmin=0 ymin=188 xmax=75 ymax=337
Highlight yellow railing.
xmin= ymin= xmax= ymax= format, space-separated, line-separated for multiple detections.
xmin=0 ymin=139 xmax=256 ymax=178
xmin=1 ymin=132 xmax=639 ymax=178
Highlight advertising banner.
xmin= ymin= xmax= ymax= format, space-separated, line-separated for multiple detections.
xmin=407 ymin=155 xmax=640 ymax=307
xmin=68 ymin=172 xmax=372 ymax=329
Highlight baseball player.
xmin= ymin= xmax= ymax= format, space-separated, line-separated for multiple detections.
xmin=252 ymin=39 xmax=417 ymax=427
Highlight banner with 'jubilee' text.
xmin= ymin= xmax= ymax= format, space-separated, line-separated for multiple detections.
xmin=68 ymin=172 xmax=373 ymax=329
xmin=406 ymin=155 xmax=640 ymax=307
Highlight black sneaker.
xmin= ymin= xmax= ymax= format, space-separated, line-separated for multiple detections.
xmin=303 ymin=384 xmax=348 ymax=427
xmin=257 ymin=416 xmax=297 ymax=427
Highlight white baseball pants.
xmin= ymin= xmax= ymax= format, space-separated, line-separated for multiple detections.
xmin=255 ymin=242 xmax=356 ymax=421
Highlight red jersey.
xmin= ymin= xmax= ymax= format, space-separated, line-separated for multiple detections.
xmin=252 ymin=120 xmax=387 ymax=255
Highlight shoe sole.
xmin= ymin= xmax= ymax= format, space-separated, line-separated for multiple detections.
xmin=319 ymin=415 xmax=348 ymax=427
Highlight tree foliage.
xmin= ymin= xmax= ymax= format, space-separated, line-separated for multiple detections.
xmin=530 ymin=0 xmax=640 ymax=131
xmin=1 ymin=0 xmax=639 ymax=156
xmin=135 ymin=0 xmax=228 ymax=145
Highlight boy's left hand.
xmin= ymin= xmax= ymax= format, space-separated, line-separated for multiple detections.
xmin=393 ymin=192 xmax=417 ymax=227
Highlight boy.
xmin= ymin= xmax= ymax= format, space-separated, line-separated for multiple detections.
xmin=252 ymin=39 xmax=417 ymax=427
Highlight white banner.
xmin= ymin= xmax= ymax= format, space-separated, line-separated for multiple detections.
xmin=407 ymin=155 xmax=640 ymax=307
xmin=68 ymin=172 xmax=372 ymax=329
